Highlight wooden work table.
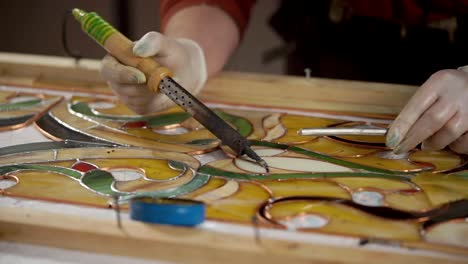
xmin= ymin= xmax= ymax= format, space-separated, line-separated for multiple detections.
xmin=1 ymin=53 xmax=465 ymax=264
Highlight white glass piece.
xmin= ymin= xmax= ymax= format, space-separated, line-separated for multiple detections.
xmin=195 ymin=180 xmax=239 ymax=202
xmin=0 ymin=178 xmax=17 ymax=189
xmin=425 ymin=221 xmax=468 ymax=248
xmin=263 ymin=124 xmax=286 ymax=141
xmin=235 ymin=159 xmax=268 ymax=174
xmin=235 ymin=156 xmax=353 ymax=173
xmin=254 ymin=148 xmax=285 ymax=157
xmin=108 ymin=168 xmax=144 ymax=181
xmin=88 ymin=101 xmax=116 ymax=109
xmin=153 ymin=127 xmax=189 ymax=135
xmin=279 ymin=214 xmax=328 ymax=231
xmin=352 ymin=191 xmax=384 ymax=207
xmin=377 ymin=151 xmax=409 ymax=160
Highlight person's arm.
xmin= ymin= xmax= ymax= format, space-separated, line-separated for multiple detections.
xmin=386 ymin=68 xmax=468 ymax=154
xmin=99 ymin=1 xmax=255 ymax=114
xmin=163 ymin=5 xmax=240 ymax=78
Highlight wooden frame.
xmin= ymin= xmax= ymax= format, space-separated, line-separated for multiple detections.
xmin=2 ymin=52 xmax=466 ymax=263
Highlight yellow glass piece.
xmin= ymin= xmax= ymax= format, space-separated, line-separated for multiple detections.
xmin=409 ymin=150 xmax=463 ymax=172
xmin=274 ymin=115 xmax=339 ymax=144
xmin=207 ymin=182 xmax=271 ymax=222
xmin=2 ymin=171 xmax=109 ymax=207
xmin=333 ymin=177 xmax=413 ymax=191
xmin=45 ymin=159 xmax=181 ymax=181
xmin=268 ymin=200 xmax=421 ymax=241
xmin=297 ymin=137 xmax=379 ymax=157
xmin=263 ymin=179 xmax=350 ymax=199
xmin=385 ymin=191 xmax=432 ymax=211
xmin=341 ymin=154 xmax=429 ymax=172
xmin=412 ymin=173 xmax=468 ymax=206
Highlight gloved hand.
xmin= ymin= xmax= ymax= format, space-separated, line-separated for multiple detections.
xmin=386 ymin=68 xmax=468 ymax=154
xmin=100 ymin=32 xmax=207 ymax=114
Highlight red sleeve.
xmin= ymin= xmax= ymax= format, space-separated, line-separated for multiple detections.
xmin=160 ymin=0 xmax=256 ymax=36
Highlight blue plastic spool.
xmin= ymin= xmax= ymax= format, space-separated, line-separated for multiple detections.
xmin=130 ymin=197 xmax=205 ymax=226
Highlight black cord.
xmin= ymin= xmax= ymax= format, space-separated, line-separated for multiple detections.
xmin=61 ymin=9 xmax=82 ymax=62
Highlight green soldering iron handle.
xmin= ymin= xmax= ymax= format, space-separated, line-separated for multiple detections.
xmin=72 ymin=8 xmax=171 ymax=92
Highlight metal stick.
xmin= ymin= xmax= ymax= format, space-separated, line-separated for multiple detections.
xmin=113 ymin=195 xmax=122 ymax=229
xmin=251 ymin=215 xmax=261 ymax=245
xmin=298 ymin=127 xmax=388 ymax=136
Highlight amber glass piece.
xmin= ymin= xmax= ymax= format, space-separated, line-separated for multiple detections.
xmin=409 ymin=150 xmax=463 ymax=172
xmin=412 ymin=173 xmax=468 ymax=206
xmin=206 ymin=182 xmax=271 ymax=222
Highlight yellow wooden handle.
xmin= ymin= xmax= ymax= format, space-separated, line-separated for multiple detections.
xmin=72 ymin=8 xmax=172 ymax=92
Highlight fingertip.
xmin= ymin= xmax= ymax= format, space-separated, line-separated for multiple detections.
xmin=392 ymin=144 xmax=408 ymax=155
xmin=133 ymin=32 xmax=162 ymax=57
xmin=386 ymin=126 xmax=401 ymax=148
xmin=420 ymin=141 xmax=434 ymax=151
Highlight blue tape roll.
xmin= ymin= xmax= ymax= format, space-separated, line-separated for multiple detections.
xmin=129 ymin=197 xmax=205 ymax=226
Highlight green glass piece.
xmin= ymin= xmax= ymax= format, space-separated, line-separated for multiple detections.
xmin=0 ymin=164 xmax=82 ymax=180
xmin=249 ymin=140 xmax=418 ymax=175
xmin=0 ymin=99 xmax=42 ymax=111
xmin=147 ymin=112 xmax=191 ymax=127
xmin=187 ymin=139 xmax=218 ymax=145
xmin=214 ymin=110 xmax=253 ymax=137
xmin=197 ymin=165 xmax=408 ymax=181
xmin=451 ymin=171 xmax=468 ymax=179
xmin=119 ymin=173 xmax=210 ymax=202
xmin=81 ymin=169 xmax=116 ymax=195
xmin=168 ymin=160 xmax=185 ymax=171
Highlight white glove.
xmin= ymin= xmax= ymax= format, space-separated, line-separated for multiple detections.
xmin=387 ymin=68 xmax=468 ymax=154
xmin=100 ymin=32 xmax=207 ymax=114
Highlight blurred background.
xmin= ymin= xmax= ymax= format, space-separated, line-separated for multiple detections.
xmin=0 ymin=0 xmax=284 ymax=75
xmin=1 ymin=0 xmax=467 ymax=85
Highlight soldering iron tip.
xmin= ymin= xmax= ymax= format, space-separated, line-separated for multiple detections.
xmin=258 ymin=159 xmax=270 ymax=173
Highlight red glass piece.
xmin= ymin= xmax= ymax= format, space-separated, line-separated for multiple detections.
xmin=72 ymin=161 xmax=98 ymax=172
xmin=121 ymin=121 xmax=148 ymax=129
